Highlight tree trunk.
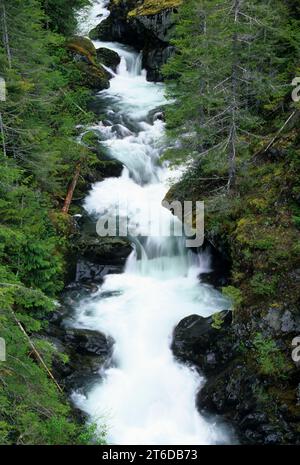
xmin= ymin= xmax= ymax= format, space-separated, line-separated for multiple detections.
xmin=61 ymin=161 xmax=81 ymax=214
xmin=1 ymin=1 xmax=12 ymax=68
xmin=228 ymin=2 xmax=240 ymax=189
xmin=0 ymin=111 xmax=7 ymax=157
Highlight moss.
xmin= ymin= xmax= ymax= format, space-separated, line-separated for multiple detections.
xmin=66 ymin=36 xmax=111 ymax=90
xmin=222 ymin=285 xmax=243 ymax=310
xmin=76 ymin=62 xmax=110 ymax=90
xmin=250 ymin=272 xmax=278 ymax=297
xmin=66 ymin=36 xmax=97 ymax=64
xmin=128 ymin=0 xmax=182 ymax=17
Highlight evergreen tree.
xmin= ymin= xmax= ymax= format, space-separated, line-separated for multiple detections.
xmin=163 ymin=0 xmax=300 ymax=187
xmin=0 ymin=0 xmax=102 ymax=445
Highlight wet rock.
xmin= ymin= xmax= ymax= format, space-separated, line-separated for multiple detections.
xmin=142 ymin=44 xmax=175 ymax=81
xmin=199 ymin=272 xmax=228 ymax=288
xmin=173 ymin=308 xmax=300 ymax=444
xmin=96 ymin=47 xmax=121 ymax=72
xmin=74 ymin=214 xmax=132 ymax=267
xmin=111 ymin=124 xmax=133 ymax=138
xmin=172 ymin=310 xmax=234 ymax=373
xmin=147 ymin=106 xmax=165 ymax=123
xmin=54 ymin=353 xmax=108 ymax=393
xmin=89 ymin=1 xmax=179 ymax=81
xmin=63 ymin=327 xmax=114 ymax=357
xmin=81 ymin=130 xmax=124 ymax=179
xmin=46 ymin=323 xmax=114 ymax=393
xmin=75 ymin=259 xmax=122 ymax=283
xmin=197 ymin=361 xmax=267 ymax=444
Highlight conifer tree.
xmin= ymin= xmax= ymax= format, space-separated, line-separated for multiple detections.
xmin=164 ymin=0 xmax=300 ymax=187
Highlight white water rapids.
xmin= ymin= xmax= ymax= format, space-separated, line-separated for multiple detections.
xmin=71 ymin=0 xmax=231 ymax=445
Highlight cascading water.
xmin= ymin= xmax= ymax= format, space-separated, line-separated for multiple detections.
xmin=71 ymin=0 xmax=231 ymax=445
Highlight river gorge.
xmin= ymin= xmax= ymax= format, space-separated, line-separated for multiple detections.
xmin=65 ymin=0 xmax=232 ymax=445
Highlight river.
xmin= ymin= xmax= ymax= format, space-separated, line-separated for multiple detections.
xmin=70 ymin=0 xmax=230 ymax=445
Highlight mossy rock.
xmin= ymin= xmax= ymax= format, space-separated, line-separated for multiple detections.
xmin=66 ymin=36 xmax=111 ymax=90
xmin=96 ymin=48 xmax=121 ymax=72
xmin=128 ymin=0 xmax=182 ymax=17
xmin=77 ymin=61 xmax=110 ymax=90
xmin=66 ymin=36 xmax=97 ymax=64
xmin=81 ymin=130 xmax=123 ymax=178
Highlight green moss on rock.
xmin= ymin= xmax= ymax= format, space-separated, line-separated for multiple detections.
xmin=66 ymin=36 xmax=97 ymax=63
xmin=128 ymin=0 xmax=182 ymax=17
xmin=66 ymin=36 xmax=111 ymax=90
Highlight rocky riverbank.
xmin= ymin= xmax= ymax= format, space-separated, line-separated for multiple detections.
xmin=89 ymin=0 xmax=181 ymax=81
xmin=166 ymin=112 xmax=300 ymax=444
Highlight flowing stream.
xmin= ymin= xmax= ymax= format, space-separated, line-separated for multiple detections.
xmin=71 ymin=0 xmax=231 ymax=445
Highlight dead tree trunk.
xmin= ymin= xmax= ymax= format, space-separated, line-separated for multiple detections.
xmin=0 ymin=111 xmax=6 ymax=157
xmin=1 ymin=1 xmax=12 ymax=69
xmin=10 ymin=308 xmax=63 ymax=393
xmin=228 ymin=1 xmax=241 ymax=189
xmin=62 ymin=161 xmax=81 ymax=214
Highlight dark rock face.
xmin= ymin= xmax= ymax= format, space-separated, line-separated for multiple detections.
xmin=45 ymin=319 xmax=114 ymax=393
xmin=172 ymin=311 xmax=234 ymax=374
xmin=75 ymin=260 xmax=122 ymax=283
xmin=197 ymin=241 xmax=231 ymax=288
xmin=63 ymin=327 xmax=114 ymax=357
xmin=197 ymin=360 xmax=299 ymax=445
xmin=172 ymin=309 xmax=300 ymax=444
xmin=142 ymin=44 xmax=175 ymax=81
xmin=96 ymin=47 xmax=121 ymax=72
xmin=89 ymin=2 xmax=177 ymax=81
xmin=74 ymin=214 xmax=132 ymax=270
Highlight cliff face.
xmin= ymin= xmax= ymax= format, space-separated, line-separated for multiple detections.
xmin=89 ymin=0 xmax=182 ymax=81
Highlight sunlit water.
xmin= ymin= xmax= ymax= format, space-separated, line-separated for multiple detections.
xmin=71 ymin=0 xmax=231 ymax=445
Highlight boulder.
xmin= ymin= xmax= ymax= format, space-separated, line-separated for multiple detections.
xmin=88 ymin=0 xmax=180 ymax=81
xmin=66 ymin=35 xmax=97 ymax=62
xmin=63 ymin=327 xmax=113 ymax=357
xmin=96 ymin=47 xmax=121 ymax=72
xmin=66 ymin=36 xmax=111 ymax=90
xmin=46 ymin=323 xmax=114 ymax=392
xmin=76 ymin=61 xmax=111 ymax=90
xmin=172 ymin=310 xmax=234 ymax=373
xmin=81 ymin=130 xmax=124 ymax=180
xmin=74 ymin=214 xmax=132 ymax=268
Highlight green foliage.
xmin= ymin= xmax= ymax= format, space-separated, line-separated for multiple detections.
xmin=250 ymin=273 xmax=278 ymax=298
xmin=253 ymin=333 xmax=289 ymax=379
xmin=42 ymin=0 xmax=91 ymax=35
xmin=0 ymin=0 xmax=105 ymax=445
xmin=211 ymin=312 xmax=225 ymax=330
xmin=222 ymin=286 xmax=243 ymax=310
xmin=77 ymin=422 xmax=107 ymax=445
xmin=163 ymin=0 xmax=300 ymax=184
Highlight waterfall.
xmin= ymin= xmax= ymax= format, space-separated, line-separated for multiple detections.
xmin=71 ymin=0 xmax=231 ymax=445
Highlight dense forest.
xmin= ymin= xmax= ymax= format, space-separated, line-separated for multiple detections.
xmin=0 ymin=0 xmax=106 ymax=445
xmin=0 ymin=0 xmax=300 ymax=446
xmin=164 ymin=0 xmax=300 ymax=444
